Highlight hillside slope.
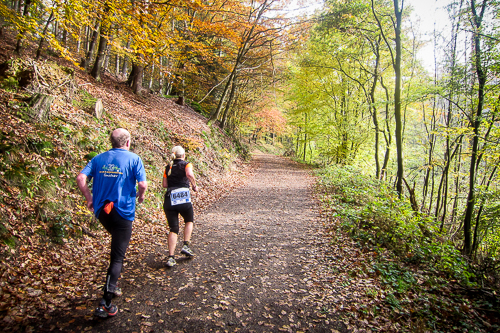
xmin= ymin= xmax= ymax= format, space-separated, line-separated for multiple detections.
xmin=0 ymin=47 xmax=250 ymax=328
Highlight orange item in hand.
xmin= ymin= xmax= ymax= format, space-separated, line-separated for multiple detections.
xmin=104 ymin=202 xmax=114 ymax=214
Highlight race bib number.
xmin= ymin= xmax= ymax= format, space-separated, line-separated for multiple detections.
xmin=170 ymin=188 xmax=191 ymax=206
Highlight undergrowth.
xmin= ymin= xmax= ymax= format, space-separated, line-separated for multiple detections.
xmin=315 ymin=165 xmax=500 ymax=332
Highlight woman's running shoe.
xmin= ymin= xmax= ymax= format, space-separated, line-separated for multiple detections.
xmin=181 ymin=245 xmax=194 ymax=257
xmin=166 ymin=256 xmax=177 ymax=267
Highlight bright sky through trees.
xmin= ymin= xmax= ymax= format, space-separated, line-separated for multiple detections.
xmin=293 ymin=0 xmax=450 ymax=72
xmin=406 ymin=0 xmax=450 ymax=71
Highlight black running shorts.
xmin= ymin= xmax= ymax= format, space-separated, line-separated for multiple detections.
xmin=163 ymin=192 xmax=194 ymax=234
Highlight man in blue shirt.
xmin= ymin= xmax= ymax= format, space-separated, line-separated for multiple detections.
xmin=76 ymin=128 xmax=147 ymax=318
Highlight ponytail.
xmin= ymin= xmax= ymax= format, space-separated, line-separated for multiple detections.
xmin=167 ymin=153 xmax=176 ymax=176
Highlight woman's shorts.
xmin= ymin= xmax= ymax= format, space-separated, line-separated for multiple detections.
xmin=163 ymin=193 xmax=194 ymax=233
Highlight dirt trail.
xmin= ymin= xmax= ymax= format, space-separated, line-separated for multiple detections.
xmin=29 ymin=153 xmax=347 ymax=332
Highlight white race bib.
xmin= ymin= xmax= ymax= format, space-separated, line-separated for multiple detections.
xmin=170 ymin=187 xmax=191 ymax=206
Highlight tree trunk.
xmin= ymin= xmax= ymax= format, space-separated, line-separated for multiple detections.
xmin=463 ymin=0 xmax=487 ymax=257
xmin=472 ymin=164 xmax=497 ymax=256
xmin=14 ymin=0 xmax=32 ymax=54
xmin=210 ymin=66 xmax=235 ymax=122
xmin=103 ymin=43 xmax=111 ymax=72
xmin=421 ymin=97 xmax=436 ymax=211
xmin=121 ymin=38 xmax=131 ymax=76
xmin=36 ymin=10 xmax=54 ymax=60
xmin=62 ymin=28 xmax=68 ymax=46
xmin=115 ymin=53 xmax=120 ymax=76
xmin=303 ymin=113 xmax=307 ymax=162
xmin=149 ymin=62 xmax=155 ymax=89
xmin=83 ymin=22 xmax=100 ymax=71
xmin=221 ymin=77 xmax=237 ymax=129
xmin=53 ymin=20 xmax=58 ymax=39
xmin=128 ymin=62 xmax=144 ymax=95
xmin=90 ymin=20 xmax=110 ymax=80
xmin=76 ymin=27 xmax=82 ymax=53
xmin=126 ymin=65 xmax=136 ymax=86
xmin=393 ymin=0 xmax=404 ymax=197
xmin=379 ymin=76 xmax=392 ymax=180
xmin=367 ymin=35 xmax=382 ymax=178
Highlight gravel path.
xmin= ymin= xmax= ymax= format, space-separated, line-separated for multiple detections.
xmin=28 ymin=153 xmax=348 ymax=332
xmin=158 ymin=152 xmax=320 ymax=332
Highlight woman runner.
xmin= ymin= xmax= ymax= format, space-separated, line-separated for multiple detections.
xmin=163 ymin=146 xmax=198 ymax=267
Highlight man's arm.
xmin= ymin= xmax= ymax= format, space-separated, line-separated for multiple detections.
xmin=137 ymin=180 xmax=147 ymax=203
xmin=76 ymin=173 xmax=94 ymax=212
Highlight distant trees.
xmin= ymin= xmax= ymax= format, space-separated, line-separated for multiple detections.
xmin=287 ymin=0 xmax=414 ymax=171
xmin=286 ymin=0 xmax=500 ymax=267
xmin=0 ymin=0 xmax=296 ymax=139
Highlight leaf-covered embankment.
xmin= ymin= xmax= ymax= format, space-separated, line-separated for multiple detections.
xmin=0 ymin=56 xmax=250 ymax=328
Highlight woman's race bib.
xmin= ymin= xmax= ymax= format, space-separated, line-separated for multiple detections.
xmin=170 ymin=187 xmax=191 ymax=206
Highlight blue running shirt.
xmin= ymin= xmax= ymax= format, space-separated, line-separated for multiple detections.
xmin=80 ymin=148 xmax=147 ymax=221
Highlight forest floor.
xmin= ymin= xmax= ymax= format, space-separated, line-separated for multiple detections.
xmin=24 ymin=152 xmax=356 ymax=333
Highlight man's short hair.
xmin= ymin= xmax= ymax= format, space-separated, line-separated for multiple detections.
xmin=110 ymin=129 xmax=130 ymax=148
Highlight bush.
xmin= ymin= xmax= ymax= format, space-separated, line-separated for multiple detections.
xmin=315 ymin=165 xmax=475 ymax=285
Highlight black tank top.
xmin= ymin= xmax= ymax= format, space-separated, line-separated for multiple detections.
xmin=166 ymin=159 xmax=190 ymax=189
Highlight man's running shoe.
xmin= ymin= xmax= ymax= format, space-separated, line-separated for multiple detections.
xmin=181 ymin=244 xmax=194 ymax=257
xmin=95 ymin=299 xmax=118 ymax=318
xmin=113 ymin=287 xmax=122 ymax=297
xmin=166 ymin=256 xmax=177 ymax=267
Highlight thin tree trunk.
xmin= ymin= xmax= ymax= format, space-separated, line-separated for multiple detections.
xmin=159 ymin=57 xmax=164 ymax=93
xmin=295 ymin=128 xmax=300 ymax=155
xmin=121 ymin=38 xmax=131 ymax=76
xmin=421 ymin=101 xmax=435 ymax=210
xmin=62 ymin=28 xmax=68 ymax=46
xmin=451 ymin=138 xmax=463 ymax=229
xmin=91 ymin=19 xmax=110 ymax=80
xmin=149 ymin=62 xmax=155 ymax=89
xmin=77 ymin=27 xmax=82 ymax=53
xmin=115 ymin=54 xmax=120 ymax=77
xmin=393 ymin=0 xmax=404 ymax=197
xmin=83 ymin=22 xmax=100 ymax=71
xmin=36 ymin=10 xmax=54 ymax=59
xmin=303 ymin=113 xmax=307 ymax=162
xmin=103 ymin=43 xmax=111 ymax=72
xmin=221 ymin=77 xmax=237 ymax=129
xmin=428 ymin=166 xmax=435 ymax=214
xmin=463 ymin=0 xmax=487 ymax=257
xmin=370 ymin=43 xmax=381 ymax=178
xmin=439 ymin=0 xmax=463 ymax=231
xmin=472 ymin=164 xmax=498 ymax=256
xmin=53 ymin=20 xmax=58 ymax=39
xmin=379 ymin=76 xmax=392 ymax=180
xmin=14 ymin=0 xmax=32 ymax=54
